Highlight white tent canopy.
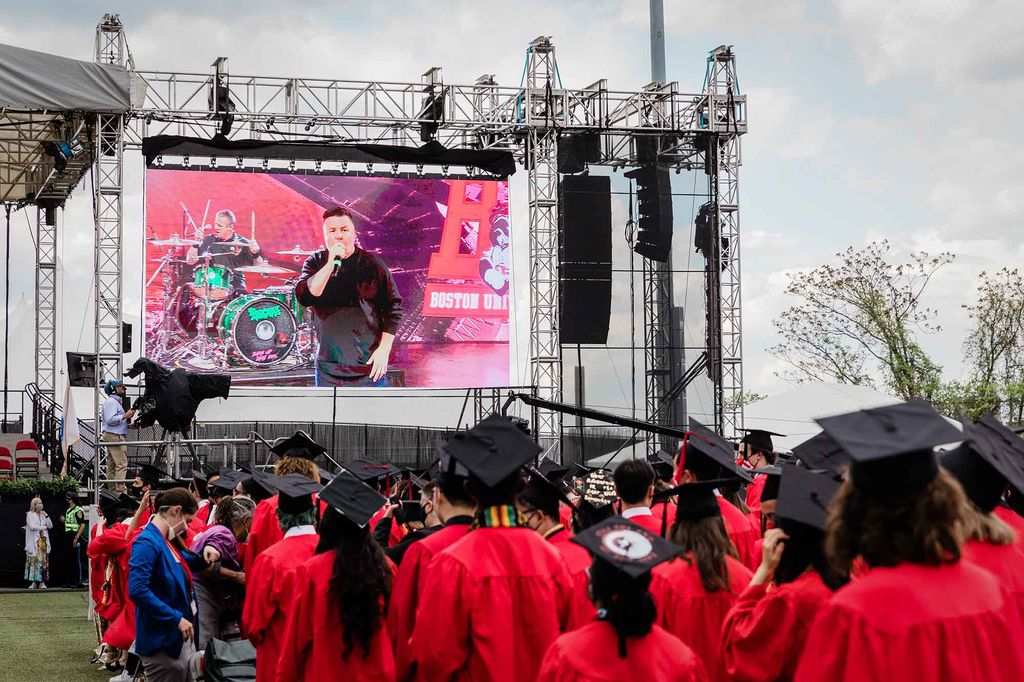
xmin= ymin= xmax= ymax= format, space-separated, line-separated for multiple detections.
xmin=743 ymin=382 xmax=903 ymax=451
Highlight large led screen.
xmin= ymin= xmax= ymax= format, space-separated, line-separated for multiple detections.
xmin=143 ymin=168 xmax=511 ymax=388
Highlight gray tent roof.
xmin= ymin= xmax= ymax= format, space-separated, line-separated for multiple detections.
xmin=0 ymin=42 xmax=130 ymax=112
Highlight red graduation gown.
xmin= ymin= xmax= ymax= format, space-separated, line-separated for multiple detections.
xmin=651 ymin=554 xmax=753 ymax=682
xmin=623 ymin=511 xmax=664 ymax=536
xmin=246 ymin=496 xmax=283 ymax=576
xmin=744 ymin=474 xmax=766 ymax=517
xmin=558 ymin=504 xmax=574 ymax=531
xmin=720 ymin=570 xmax=833 ymax=682
xmin=537 ymin=620 xmax=708 ymax=682
xmin=718 ymin=498 xmax=760 ymax=571
xmin=546 ymin=526 xmax=595 ymax=630
xmin=994 ymin=505 xmax=1024 ymax=553
xmin=964 ymin=538 xmax=1024 ymax=622
xmin=411 ymin=526 xmax=576 ymax=682
xmin=389 ymin=520 xmax=473 ymax=682
xmin=88 ymin=524 xmax=105 ymax=607
xmin=88 ymin=522 xmax=130 ymax=622
xmin=243 ymin=533 xmax=319 ymax=682
xmin=275 ymin=551 xmax=395 ymax=682
xmin=103 ymin=524 xmax=145 ymax=650
xmin=794 ymin=560 xmax=1024 ymax=682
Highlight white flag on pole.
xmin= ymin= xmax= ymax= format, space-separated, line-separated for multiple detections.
xmin=61 ymin=384 xmax=80 ymax=470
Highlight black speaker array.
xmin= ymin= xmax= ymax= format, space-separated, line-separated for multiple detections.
xmin=558 ymin=175 xmax=613 ymax=344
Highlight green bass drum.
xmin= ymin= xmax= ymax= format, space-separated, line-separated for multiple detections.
xmin=217 ymin=295 xmax=297 ymax=366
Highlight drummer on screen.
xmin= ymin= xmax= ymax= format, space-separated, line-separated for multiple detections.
xmin=295 ymin=206 xmax=403 ymax=387
xmin=185 ymin=209 xmax=262 ymax=295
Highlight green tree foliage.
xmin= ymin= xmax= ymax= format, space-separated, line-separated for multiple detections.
xmin=769 ymin=241 xmax=952 ymax=400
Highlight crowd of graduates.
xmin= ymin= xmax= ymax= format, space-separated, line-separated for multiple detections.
xmin=82 ymin=398 xmax=1024 ymax=681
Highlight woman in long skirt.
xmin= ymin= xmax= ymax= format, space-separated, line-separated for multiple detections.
xmin=24 ymin=496 xmax=53 ymax=588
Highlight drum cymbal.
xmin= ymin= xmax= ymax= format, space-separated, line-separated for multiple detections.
xmin=276 ymin=246 xmax=318 ymax=256
xmin=235 ymin=264 xmax=296 ymax=275
xmin=149 ymin=257 xmax=190 ymax=264
xmin=149 ymin=236 xmax=200 ymax=247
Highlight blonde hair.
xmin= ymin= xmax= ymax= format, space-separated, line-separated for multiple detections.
xmin=274 ymin=456 xmax=320 ymax=482
xmin=29 ymin=497 xmax=44 ymax=512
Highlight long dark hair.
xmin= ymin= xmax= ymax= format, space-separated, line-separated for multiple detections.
xmin=589 ymin=558 xmax=657 ymax=658
xmin=670 ymin=516 xmax=736 ymax=593
xmin=774 ymin=520 xmax=848 ymax=591
xmin=318 ymin=507 xmax=392 ymax=660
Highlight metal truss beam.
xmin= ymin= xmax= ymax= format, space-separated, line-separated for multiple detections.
xmin=34 ymin=206 xmax=57 ymax=398
xmin=524 ymin=37 xmax=562 ymax=447
xmin=706 ymin=46 xmax=745 ymax=437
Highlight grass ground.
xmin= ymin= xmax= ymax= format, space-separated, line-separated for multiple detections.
xmin=0 ymin=591 xmax=112 ymax=682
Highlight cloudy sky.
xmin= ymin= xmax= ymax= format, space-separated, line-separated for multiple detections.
xmin=0 ymin=1 xmax=1021 ymax=425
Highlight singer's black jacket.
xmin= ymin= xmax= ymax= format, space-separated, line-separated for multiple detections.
xmin=295 ymin=247 xmax=403 ymax=379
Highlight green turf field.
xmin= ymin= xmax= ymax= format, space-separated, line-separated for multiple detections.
xmin=0 ymin=591 xmax=112 ymax=682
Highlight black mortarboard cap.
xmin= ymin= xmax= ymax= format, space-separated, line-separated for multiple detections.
xmin=117 ymin=492 xmax=139 ymax=513
xmin=435 ymin=438 xmax=470 ymax=479
xmin=655 ymin=478 xmax=733 ymax=521
xmin=98 ymin=489 xmax=120 ymax=512
xmin=202 ymin=462 xmax=220 ymax=479
xmin=136 ymin=463 xmax=165 ymax=488
xmin=210 ymin=469 xmax=244 ymax=493
xmin=242 ymin=470 xmax=277 ymax=502
xmin=648 ymin=451 xmax=676 ymax=481
xmin=740 ymin=429 xmax=785 ymax=453
xmin=318 ymin=471 xmax=386 ymax=528
xmin=191 ymin=470 xmax=210 ymax=498
xmin=941 ymin=417 xmax=1024 ymax=513
xmin=155 ymin=476 xmax=191 ymax=492
xmin=816 ymin=399 xmax=961 ymax=499
xmin=192 ymin=469 xmax=208 ymax=484
xmin=343 ymin=457 xmax=402 ymax=483
xmin=318 ymin=467 xmax=336 ymax=483
xmin=442 ymin=414 xmax=541 ymax=488
xmin=270 ymin=430 xmax=327 ymax=461
xmin=267 ymin=473 xmax=323 ymax=514
xmin=775 ymin=465 xmax=840 ymax=531
xmin=536 ymin=458 xmax=571 ymax=484
xmin=686 ymin=419 xmax=752 ymax=482
xmin=571 ymin=517 xmax=683 ymax=578
xmin=791 ymin=431 xmax=850 ymax=476
xmin=522 ymin=466 xmax=577 ymax=514
xmin=759 ymin=465 xmax=783 ymax=503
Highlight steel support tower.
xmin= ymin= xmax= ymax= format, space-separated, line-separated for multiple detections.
xmin=706 ymin=46 xmax=744 ymax=437
xmin=523 ymin=37 xmax=563 ymax=446
xmin=92 ymin=14 xmax=127 ymax=487
xmin=34 ymin=207 xmax=57 ymax=398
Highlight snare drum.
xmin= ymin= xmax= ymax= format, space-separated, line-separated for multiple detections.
xmin=191 ymin=263 xmax=232 ymax=300
xmin=217 ymin=295 xmax=297 ymax=366
xmin=257 ymin=285 xmax=307 ymax=324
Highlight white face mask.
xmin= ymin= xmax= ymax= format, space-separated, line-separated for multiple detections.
xmin=167 ymin=517 xmax=188 ymax=540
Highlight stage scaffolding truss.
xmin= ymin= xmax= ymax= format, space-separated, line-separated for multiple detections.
xmin=30 ymin=17 xmax=747 ymax=463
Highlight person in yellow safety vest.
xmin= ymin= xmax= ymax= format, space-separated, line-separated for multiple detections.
xmin=64 ymin=491 xmax=87 ymax=588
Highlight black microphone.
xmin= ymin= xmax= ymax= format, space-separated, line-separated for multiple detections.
xmin=331 ymin=256 xmax=343 ymax=277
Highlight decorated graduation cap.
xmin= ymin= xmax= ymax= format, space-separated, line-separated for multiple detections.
xmin=266 ymin=473 xmax=324 ymax=514
xmin=572 ymin=516 xmax=682 ymax=579
xmin=318 ymin=470 xmax=386 ymax=528
xmin=759 ymin=464 xmax=784 ymax=503
xmin=775 ymin=465 xmax=840 ymax=531
xmin=442 ymin=414 xmax=541 ymax=488
xmin=270 ymin=430 xmax=327 ymax=461
xmin=683 ymin=419 xmax=753 ymax=483
xmin=815 ymin=399 xmax=961 ymax=500
xmin=578 ymin=469 xmax=618 ymax=516
xmin=655 ymin=478 xmax=734 ymax=522
xmin=739 ymin=428 xmax=785 ymax=454
xmin=791 ymin=431 xmax=850 ymax=476
xmin=136 ymin=463 xmax=165 ymax=488
xmin=941 ymin=416 xmax=1024 ymax=513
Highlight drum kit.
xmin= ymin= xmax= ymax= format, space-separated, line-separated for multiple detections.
xmin=147 ymin=232 xmax=320 ymax=371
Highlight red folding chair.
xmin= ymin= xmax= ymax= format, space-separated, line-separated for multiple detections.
xmin=0 ymin=446 xmax=13 ymax=480
xmin=15 ymin=439 xmax=40 ymax=479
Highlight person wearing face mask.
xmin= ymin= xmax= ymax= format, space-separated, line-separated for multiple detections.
xmin=128 ymin=464 xmax=165 ymax=528
xmin=128 ymin=487 xmax=200 ymax=682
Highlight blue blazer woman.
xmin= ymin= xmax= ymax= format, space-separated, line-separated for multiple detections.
xmin=128 ymin=521 xmax=197 ymax=657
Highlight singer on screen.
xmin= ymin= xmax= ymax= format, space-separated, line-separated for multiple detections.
xmin=295 ymin=206 xmax=403 ymax=387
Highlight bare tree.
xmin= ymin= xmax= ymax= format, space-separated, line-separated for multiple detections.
xmin=769 ymin=241 xmax=952 ymax=399
xmin=963 ymin=268 xmax=1024 ymax=421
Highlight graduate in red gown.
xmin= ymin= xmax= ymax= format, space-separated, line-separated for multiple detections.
xmin=275 ymin=471 xmax=395 ymax=682
xmin=245 ymin=432 xmax=324 ymax=575
xmin=389 ymin=457 xmax=476 ymax=682
xmin=346 ymin=457 xmax=408 ymax=548
xmin=613 ymin=459 xmax=664 ymax=535
xmin=650 ymin=478 xmax=753 ymax=682
xmin=243 ymin=474 xmax=323 ymax=682
xmin=410 ymin=415 xmax=577 ymax=681
xmin=721 ymin=466 xmax=847 ymax=682
xmin=673 ymin=420 xmax=761 ymax=570
xmin=737 ymin=429 xmax=784 ymax=519
xmin=538 ymin=517 xmax=707 ymax=682
xmin=940 ymin=417 xmax=1024 ymax=620
xmin=515 ymin=468 xmax=594 ymax=631
xmin=795 ymin=400 xmax=1024 ymax=682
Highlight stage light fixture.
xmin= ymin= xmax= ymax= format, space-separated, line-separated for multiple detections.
xmin=416 ymin=164 xmax=424 ymax=176
xmin=183 ymin=155 xmax=191 ymax=168
xmin=210 ymin=156 xmax=218 ymax=168
xmin=236 ymin=156 xmax=243 ymax=169
xmin=261 ymin=158 xmax=269 ymax=171
xmin=441 ymin=164 xmax=450 ymax=176
xmin=289 ymin=159 xmax=296 ymax=171
xmin=304 ymin=118 xmax=316 ymax=132
xmin=266 ymin=117 xmax=275 ymax=130
xmin=314 ymin=159 xmax=323 ymax=173
xmin=144 ymin=114 xmax=153 ymax=125
xmin=391 ymin=162 xmax=399 ymax=175
xmin=341 ymin=161 xmax=349 ymax=174
xmin=366 ymin=163 xmax=374 ymax=174
xmin=156 ymin=155 xmax=164 ymax=167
